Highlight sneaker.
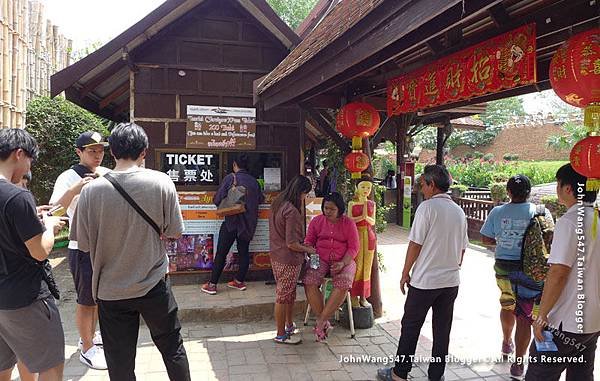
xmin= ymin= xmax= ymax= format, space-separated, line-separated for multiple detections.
xmin=80 ymin=345 xmax=108 ymax=370
xmin=502 ymin=340 xmax=515 ymax=356
xmin=285 ymin=322 xmax=297 ymax=336
xmin=201 ymin=282 xmax=217 ymax=295
xmin=273 ymin=333 xmax=302 ymax=345
xmin=510 ymin=363 xmax=524 ymax=380
xmin=227 ymin=279 xmax=247 ymax=291
xmin=77 ymin=331 xmax=103 ymax=351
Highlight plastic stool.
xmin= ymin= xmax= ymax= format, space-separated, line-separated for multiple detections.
xmin=303 ymin=277 xmax=355 ymax=338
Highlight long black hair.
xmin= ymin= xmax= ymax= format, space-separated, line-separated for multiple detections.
xmin=271 ymin=175 xmax=312 ymax=215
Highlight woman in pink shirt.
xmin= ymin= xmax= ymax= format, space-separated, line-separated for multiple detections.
xmin=304 ymin=192 xmax=359 ymax=342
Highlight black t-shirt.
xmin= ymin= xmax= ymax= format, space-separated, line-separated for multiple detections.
xmin=0 ymin=179 xmax=49 ymax=309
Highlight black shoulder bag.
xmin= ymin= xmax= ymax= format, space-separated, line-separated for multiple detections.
xmin=103 ymin=173 xmax=161 ymax=236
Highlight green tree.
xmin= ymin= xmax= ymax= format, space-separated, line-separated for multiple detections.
xmin=479 ymin=96 xmax=526 ymax=127
xmin=547 ymin=121 xmax=588 ymax=151
xmin=267 ymin=0 xmax=319 ymax=29
xmin=26 ymin=97 xmax=110 ymax=204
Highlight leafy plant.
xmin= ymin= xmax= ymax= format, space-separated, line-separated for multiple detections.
xmin=450 ymin=184 xmax=468 ymax=197
xmin=266 ymin=0 xmax=320 ymax=29
xmin=490 ymin=182 xmax=508 ymax=203
xmin=503 ymin=153 xmax=520 ymax=161
xmin=26 ymin=97 xmax=111 ymax=204
xmin=483 ymin=153 xmax=494 ymax=161
xmin=541 ymin=195 xmax=567 ymax=220
xmin=547 ymin=122 xmax=588 ymax=151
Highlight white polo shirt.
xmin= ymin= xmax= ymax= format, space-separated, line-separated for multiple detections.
xmin=547 ymin=203 xmax=600 ymax=334
xmin=50 ymin=166 xmax=110 ymax=250
xmin=408 ymin=193 xmax=469 ymax=289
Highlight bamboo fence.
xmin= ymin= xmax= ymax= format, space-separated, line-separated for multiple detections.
xmin=0 ymin=0 xmax=71 ymax=129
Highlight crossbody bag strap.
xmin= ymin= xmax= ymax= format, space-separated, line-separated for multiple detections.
xmin=104 ymin=173 xmax=161 ymax=236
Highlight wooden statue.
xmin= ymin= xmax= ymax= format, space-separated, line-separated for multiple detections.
xmin=349 ymin=180 xmax=376 ymax=307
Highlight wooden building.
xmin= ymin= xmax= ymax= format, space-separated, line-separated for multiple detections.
xmin=51 ymin=0 xmax=302 ymax=183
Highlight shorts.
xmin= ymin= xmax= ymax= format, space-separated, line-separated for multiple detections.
xmin=0 ymin=297 xmax=65 ymax=373
xmin=271 ymin=261 xmax=302 ymax=304
xmin=494 ymin=260 xmax=542 ymax=323
xmin=69 ymin=249 xmax=95 ymax=306
xmin=304 ymin=260 xmax=357 ymax=290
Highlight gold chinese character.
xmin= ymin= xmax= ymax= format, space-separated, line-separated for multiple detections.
xmin=407 ymin=80 xmax=418 ymax=102
xmin=594 ymin=59 xmax=600 ymax=75
xmin=581 ymin=44 xmax=594 ymax=57
xmin=471 ymin=55 xmax=491 ymax=84
xmin=424 ymin=72 xmax=439 ymax=99
xmin=553 ymin=65 xmax=567 ymax=80
xmin=446 ymin=66 xmax=462 ymax=90
xmin=355 ymin=109 xmax=372 ymax=127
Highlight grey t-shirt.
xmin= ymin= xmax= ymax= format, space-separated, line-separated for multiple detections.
xmin=71 ymin=167 xmax=184 ymax=301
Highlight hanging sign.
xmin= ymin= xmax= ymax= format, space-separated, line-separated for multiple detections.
xmin=387 ymin=24 xmax=536 ymax=116
xmin=159 ymin=152 xmax=220 ymax=186
xmin=186 ymin=106 xmax=256 ymax=150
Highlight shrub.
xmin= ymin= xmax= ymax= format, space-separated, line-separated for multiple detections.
xmin=450 ymin=184 xmax=468 ymax=197
xmin=26 ymin=97 xmax=111 ymax=204
xmin=483 ymin=153 xmax=494 ymax=161
xmin=490 ymin=182 xmax=508 ymax=203
xmin=472 ymin=151 xmax=484 ymax=159
xmin=541 ymin=195 xmax=567 ymax=220
xmin=503 ymin=153 xmax=520 ymax=161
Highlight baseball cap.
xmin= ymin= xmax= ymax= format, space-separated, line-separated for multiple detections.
xmin=507 ymin=174 xmax=532 ymax=197
xmin=76 ymin=131 xmax=108 ymax=149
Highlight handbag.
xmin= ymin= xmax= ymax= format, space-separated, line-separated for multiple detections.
xmin=216 ymin=174 xmax=247 ymax=217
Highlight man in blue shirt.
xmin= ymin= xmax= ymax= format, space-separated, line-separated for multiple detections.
xmin=480 ymin=175 xmax=554 ymax=380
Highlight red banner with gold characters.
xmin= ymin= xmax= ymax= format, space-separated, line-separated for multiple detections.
xmin=387 ymin=24 xmax=536 ymax=116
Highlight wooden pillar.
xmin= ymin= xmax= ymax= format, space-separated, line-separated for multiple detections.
xmin=436 ymin=125 xmax=444 ymax=166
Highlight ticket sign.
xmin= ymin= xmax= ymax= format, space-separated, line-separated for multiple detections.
xmin=186 ymin=105 xmax=256 ymax=150
xmin=159 ymin=152 xmax=219 ymax=186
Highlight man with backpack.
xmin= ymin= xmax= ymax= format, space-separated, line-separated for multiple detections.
xmin=526 ymin=164 xmax=599 ymax=380
xmin=71 ymin=123 xmax=190 ymax=380
xmin=480 ymin=175 xmax=554 ymax=379
xmin=50 ymin=131 xmax=110 ymax=370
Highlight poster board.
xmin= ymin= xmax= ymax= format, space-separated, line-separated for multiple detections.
xmin=167 ymin=191 xmax=275 ymax=273
xmin=186 ymin=106 xmax=256 ymax=150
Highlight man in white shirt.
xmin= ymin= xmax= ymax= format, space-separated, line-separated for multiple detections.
xmin=378 ymin=165 xmax=468 ymax=381
xmin=526 ymin=164 xmax=599 ymax=381
xmin=49 ymin=131 xmax=110 ymax=370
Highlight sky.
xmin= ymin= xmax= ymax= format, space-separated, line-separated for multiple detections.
xmin=41 ymin=0 xmax=570 ymax=115
xmin=42 ymin=0 xmax=165 ymax=51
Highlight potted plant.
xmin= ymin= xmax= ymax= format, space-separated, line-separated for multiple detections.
xmin=450 ymin=184 xmax=468 ymax=198
xmin=490 ymin=182 xmax=508 ymax=204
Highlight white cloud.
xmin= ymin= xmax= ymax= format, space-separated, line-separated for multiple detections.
xmin=41 ymin=0 xmax=165 ymax=50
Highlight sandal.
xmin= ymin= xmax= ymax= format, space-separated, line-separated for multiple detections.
xmin=376 ymin=367 xmax=406 ymax=381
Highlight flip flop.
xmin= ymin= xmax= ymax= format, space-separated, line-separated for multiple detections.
xmin=376 ymin=367 xmax=406 ymax=381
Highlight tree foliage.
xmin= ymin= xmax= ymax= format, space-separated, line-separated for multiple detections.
xmin=266 ymin=0 xmax=319 ymax=29
xmin=546 ymin=122 xmax=588 ymax=151
xmin=26 ymin=97 xmax=110 ymax=204
xmin=414 ymin=96 xmax=526 ymax=150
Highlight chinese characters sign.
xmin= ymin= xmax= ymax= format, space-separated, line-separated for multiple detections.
xmin=160 ymin=152 xmax=219 ymax=186
xmin=387 ymin=24 xmax=536 ymax=116
xmin=186 ymin=106 xmax=256 ymax=150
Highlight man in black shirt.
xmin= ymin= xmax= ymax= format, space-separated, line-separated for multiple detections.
xmin=0 ymin=129 xmax=66 ymax=381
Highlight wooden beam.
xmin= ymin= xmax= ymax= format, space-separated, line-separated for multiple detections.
xmin=488 ymin=4 xmax=511 ymax=28
xmin=79 ymin=60 xmax=125 ymax=98
xmin=304 ymin=107 xmax=349 ymax=153
xmin=261 ymin=0 xmax=504 ymax=110
xmin=426 ymin=38 xmax=444 ymax=55
xmin=99 ymin=81 xmax=129 ymax=110
xmin=114 ymin=97 xmax=130 ymax=116
xmin=445 ymin=25 xmax=463 ymax=47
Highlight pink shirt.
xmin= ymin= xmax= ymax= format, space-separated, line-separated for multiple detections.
xmin=305 ymin=214 xmax=359 ymax=264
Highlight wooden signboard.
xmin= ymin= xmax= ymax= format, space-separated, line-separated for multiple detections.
xmin=186 ymin=106 xmax=256 ymax=150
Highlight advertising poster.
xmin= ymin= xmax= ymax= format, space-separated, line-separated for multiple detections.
xmin=167 ymin=191 xmax=275 ymax=272
xmin=186 ymin=106 xmax=256 ymax=150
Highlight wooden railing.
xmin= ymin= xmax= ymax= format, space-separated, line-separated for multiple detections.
xmin=453 ymin=196 xmax=495 ymax=222
xmin=463 ymin=190 xmax=492 ymax=201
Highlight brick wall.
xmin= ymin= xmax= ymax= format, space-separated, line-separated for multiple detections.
xmin=420 ymin=122 xmax=571 ymax=162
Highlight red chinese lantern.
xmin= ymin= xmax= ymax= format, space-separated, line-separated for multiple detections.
xmin=549 ymin=28 xmax=600 ymax=130
xmin=344 ymin=151 xmax=370 ymax=179
xmin=336 ymin=102 xmax=381 ymax=139
xmin=570 ymin=135 xmax=600 ymax=191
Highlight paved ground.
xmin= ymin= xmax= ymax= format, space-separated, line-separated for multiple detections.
xmin=10 ymin=225 xmax=598 ymax=380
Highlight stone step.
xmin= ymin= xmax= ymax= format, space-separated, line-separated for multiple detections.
xmin=171 ymin=282 xmax=307 ymax=323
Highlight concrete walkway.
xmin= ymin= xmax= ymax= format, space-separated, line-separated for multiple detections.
xmin=11 ymin=225 xmax=598 ymax=380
